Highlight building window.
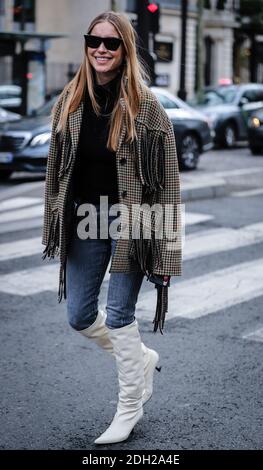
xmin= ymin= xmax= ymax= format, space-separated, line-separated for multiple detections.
xmin=13 ymin=0 xmax=35 ymax=23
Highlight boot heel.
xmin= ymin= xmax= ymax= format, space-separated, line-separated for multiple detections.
xmin=155 ymin=365 xmax=162 ymax=372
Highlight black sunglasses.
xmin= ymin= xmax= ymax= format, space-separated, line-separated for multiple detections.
xmin=84 ymin=34 xmax=123 ymax=51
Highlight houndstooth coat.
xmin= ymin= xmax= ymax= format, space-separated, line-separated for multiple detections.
xmin=42 ymin=83 xmax=182 ymax=330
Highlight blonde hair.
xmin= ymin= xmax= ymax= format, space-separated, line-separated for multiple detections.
xmin=55 ymin=11 xmax=149 ymax=151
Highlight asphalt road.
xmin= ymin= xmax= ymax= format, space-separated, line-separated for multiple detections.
xmin=0 ymin=146 xmax=263 ymax=450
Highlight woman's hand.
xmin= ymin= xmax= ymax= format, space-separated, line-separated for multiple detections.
xmin=148 ymin=274 xmax=171 ymax=287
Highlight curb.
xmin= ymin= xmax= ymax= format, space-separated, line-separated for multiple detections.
xmin=181 ymin=177 xmax=227 ymax=202
xmin=0 ymin=177 xmax=227 ymax=203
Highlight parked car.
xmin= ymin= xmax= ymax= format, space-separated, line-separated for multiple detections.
xmin=247 ymin=107 xmax=263 ymax=155
xmin=189 ymin=83 xmax=263 ymax=148
xmin=0 ymin=96 xmax=56 ymax=180
xmin=0 ymin=85 xmax=22 ymax=110
xmin=0 ymin=107 xmax=21 ymax=124
xmin=151 ymin=87 xmax=213 ymax=170
xmin=0 ymin=87 xmax=213 ymax=180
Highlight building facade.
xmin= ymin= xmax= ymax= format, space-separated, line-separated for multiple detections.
xmin=0 ymin=0 xmax=238 ymax=100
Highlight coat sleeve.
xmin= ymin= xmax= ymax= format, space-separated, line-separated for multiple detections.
xmin=153 ymin=119 xmax=182 ymax=276
xmin=42 ymin=95 xmax=64 ymax=247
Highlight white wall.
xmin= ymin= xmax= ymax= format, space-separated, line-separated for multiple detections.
xmin=204 ymin=26 xmax=234 ymax=85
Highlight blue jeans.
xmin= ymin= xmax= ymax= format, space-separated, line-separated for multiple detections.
xmin=66 ymin=202 xmax=144 ymax=330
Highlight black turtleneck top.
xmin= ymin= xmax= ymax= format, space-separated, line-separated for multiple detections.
xmin=72 ymin=74 xmax=120 ymax=205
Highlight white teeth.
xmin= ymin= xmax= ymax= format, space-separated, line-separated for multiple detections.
xmin=96 ymin=58 xmax=111 ymax=62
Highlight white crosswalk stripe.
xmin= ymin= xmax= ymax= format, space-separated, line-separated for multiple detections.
xmin=0 ymin=218 xmax=43 ymax=235
xmin=0 ymin=204 xmax=43 ymax=223
xmin=0 ymin=222 xmax=263 ymax=298
xmin=137 ymin=258 xmax=263 ymax=320
xmin=0 ymin=196 xmax=262 ymax=329
xmin=0 ymin=197 xmax=42 ymax=212
xmin=231 ymin=188 xmax=263 ymax=198
xmin=182 ymin=222 xmax=263 ymax=260
xmin=0 ymin=196 xmax=213 ymax=233
xmin=0 ymin=263 xmax=58 ymax=295
xmin=1 ymin=222 xmax=263 ymax=263
xmin=0 ymin=236 xmax=42 ymax=261
xmin=242 ymin=327 xmax=263 ymax=343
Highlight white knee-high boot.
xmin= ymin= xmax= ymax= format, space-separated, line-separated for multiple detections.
xmin=79 ymin=309 xmax=113 ymax=353
xmin=94 ymin=319 xmax=145 ymax=444
xmin=79 ymin=310 xmax=160 ymax=405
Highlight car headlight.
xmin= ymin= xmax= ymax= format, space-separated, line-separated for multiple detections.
xmin=248 ymin=117 xmax=261 ymax=128
xmin=30 ymin=132 xmax=51 ymax=147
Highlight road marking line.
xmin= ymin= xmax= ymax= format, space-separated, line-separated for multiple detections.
xmin=0 ymin=197 xmax=42 ymax=212
xmin=137 ymin=258 xmax=263 ymax=320
xmin=1 ymin=222 xmax=263 ymax=262
xmin=0 ymin=197 xmax=213 ymax=234
xmin=1 ymin=256 xmax=263 ymax=326
xmin=0 ymin=180 xmax=44 ymax=202
xmin=0 ymin=218 xmax=43 ymax=235
xmin=185 ymin=212 xmax=214 ymax=225
xmin=0 ymin=263 xmax=59 ymax=295
xmin=0 ymin=261 xmax=109 ymax=295
xmin=0 ymin=236 xmax=42 ymax=261
xmin=231 ymin=188 xmax=263 ymax=197
xmin=211 ymin=167 xmax=263 ymax=177
xmin=0 ymin=204 xmax=43 ymax=223
xmin=242 ymin=327 xmax=263 ymax=343
xmin=182 ymin=222 xmax=263 ymax=260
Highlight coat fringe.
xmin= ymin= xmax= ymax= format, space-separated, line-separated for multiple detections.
xmin=129 ymin=227 xmax=167 ymax=334
xmin=58 ymin=260 xmax=67 ymax=303
xmin=130 ymin=127 xmax=168 ymax=333
xmin=153 ymin=285 xmax=168 ymax=335
xmin=58 ymin=138 xmax=73 ymax=180
xmin=133 ymin=128 xmax=165 ymax=193
xmin=42 ymin=210 xmax=60 ymax=260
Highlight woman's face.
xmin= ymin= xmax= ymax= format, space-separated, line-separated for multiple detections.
xmin=87 ymin=21 xmax=124 ymax=85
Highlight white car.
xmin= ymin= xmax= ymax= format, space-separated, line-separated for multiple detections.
xmin=0 ymin=107 xmax=21 ymax=124
xmin=0 ymin=85 xmax=22 ymax=110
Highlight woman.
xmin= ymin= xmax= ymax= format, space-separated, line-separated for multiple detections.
xmin=42 ymin=11 xmax=182 ymax=445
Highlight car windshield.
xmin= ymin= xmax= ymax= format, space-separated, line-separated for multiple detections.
xmin=194 ymin=86 xmax=238 ymax=106
xmin=153 ymin=92 xmax=179 ymax=109
xmin=34 ymin=95 xmax=59 ymax=116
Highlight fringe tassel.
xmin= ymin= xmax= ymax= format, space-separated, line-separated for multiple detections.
xmin=42 ymin=210 xmax=60 ymax=260
xmin=134 ymin=128 xmax=165 ymax=193
xmin=129 ymin=227 xmax=168 ymax=333
xmin=58 ymin=260 xmax=67 ymax=303
xmin=153 ymin=285 xmax=168 ymax=335
xmin=58 ymin=130 xmax=73 ymax=181
xmin=131 ymin=127 xmax=168 ymax=332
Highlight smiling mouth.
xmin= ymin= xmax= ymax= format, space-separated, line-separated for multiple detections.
xmin=95 ymin=57 xmax=112 ymax=62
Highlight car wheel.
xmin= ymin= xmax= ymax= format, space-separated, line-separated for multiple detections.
xmin=180 ymin=133 xmax=200 ymax=170
xmin=222 ymin=123 xmax=236 ymax=148
xmin=250 ymin=146 xmax=263 ymax=156
xmin=0 ymin=170 xmax=13 ymax=181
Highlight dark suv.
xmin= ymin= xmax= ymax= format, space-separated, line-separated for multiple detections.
xmin=190 ymin=83 xmax=263 ymax=148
